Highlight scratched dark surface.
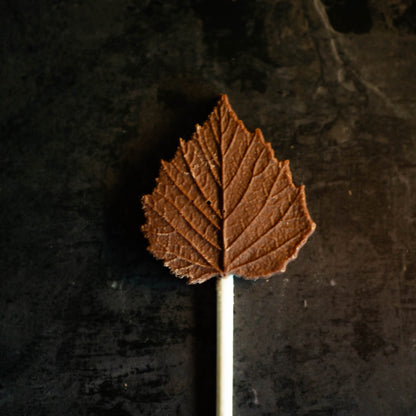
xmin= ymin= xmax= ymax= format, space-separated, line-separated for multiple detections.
xmin=1 ymin=1 xmax=416 ymax=415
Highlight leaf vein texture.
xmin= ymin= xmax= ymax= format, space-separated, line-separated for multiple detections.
xmin=162 ymin=160 xmax=220 ymax=229
xmin=224 ymin=131 xmax=257 ymax=191
xmin=227 ymin=189 xmax=301 ymax=269
xmin=142 ymin=95 xmax=315 ymax=283
xmin=225 ymin=168 xmax=289 ymax=249
xmin=154 ymin=189 xmax=221 ymax=250
xmin=231 ymin=228 xmax=308 ymax=274
xmin=194 ymin=134 xmax=221 ymax=186
xmin=179 ymin=143 xmax=222 ymax=218
xmin=144 ymin=201 xmax=220 ymax=271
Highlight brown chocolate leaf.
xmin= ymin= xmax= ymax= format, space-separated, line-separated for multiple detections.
xmin=142 ymin=95 xmax=315 ymax=283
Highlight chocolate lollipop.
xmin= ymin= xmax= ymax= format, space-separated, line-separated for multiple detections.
xmin=142 ymin=95 xmax=315 ymax=415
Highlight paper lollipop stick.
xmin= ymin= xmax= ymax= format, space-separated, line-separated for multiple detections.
xmin=142 ymin=95 xmax=315 ymax=415
xmin=217 ymin=274 xmax=233 ymax=416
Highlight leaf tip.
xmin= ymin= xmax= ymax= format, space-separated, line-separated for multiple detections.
xmin=179 ymin=137 xmax=187 ymax=151
xmin=141 ymin=193 xmax=150 ymax=207
xmin=160 ymin=159 xmax=168 ymax=170
xmin=220 ymin=94 xmax=230 ymax=105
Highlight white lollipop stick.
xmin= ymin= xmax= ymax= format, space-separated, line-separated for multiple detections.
xmin=216 ymin=274 xmax=234 ymax=416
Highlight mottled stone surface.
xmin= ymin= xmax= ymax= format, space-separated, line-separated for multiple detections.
xmin=1 ymin=1 xmax=416 ymax=415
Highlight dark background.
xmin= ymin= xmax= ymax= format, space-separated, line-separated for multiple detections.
xmin=1 ymin=0 xmax=416 ymax=415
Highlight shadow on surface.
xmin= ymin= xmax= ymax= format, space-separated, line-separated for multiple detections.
xmin=103 ymin=87 xmax=219 ymax=278
xmin=103 ymin=88 xmax=220 ymax=413
xmin=192 ymin=279 xmax=217 ymax=416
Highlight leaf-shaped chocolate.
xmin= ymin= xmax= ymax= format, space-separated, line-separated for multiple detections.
xmin=142 ymin=95 xmax=316 ymax=283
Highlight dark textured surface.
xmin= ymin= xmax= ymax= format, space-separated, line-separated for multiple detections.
xmin=1 ymin=1 xmax=416 ymax=415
